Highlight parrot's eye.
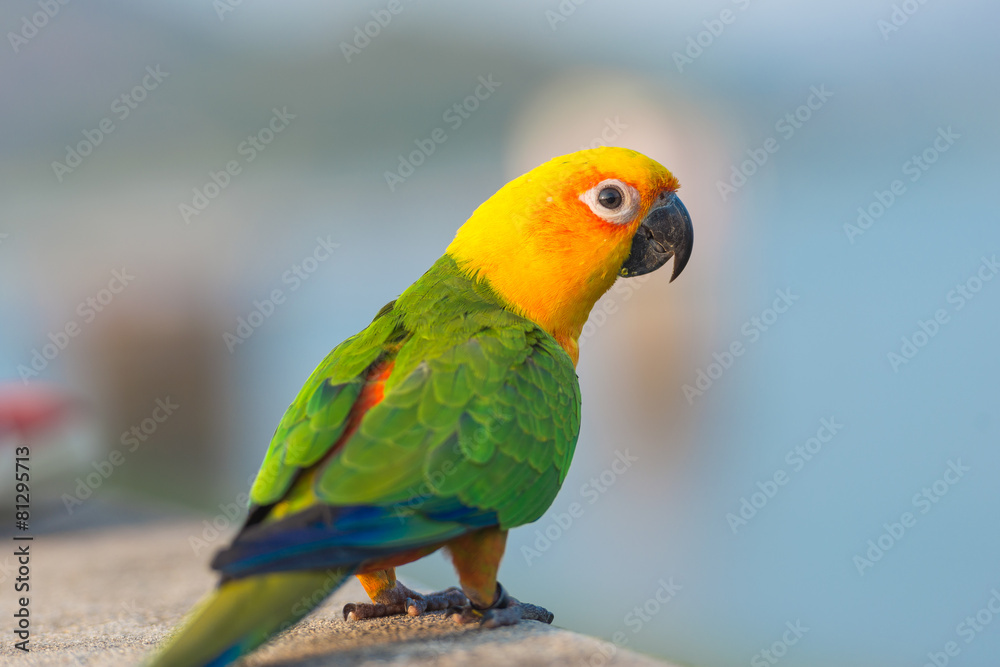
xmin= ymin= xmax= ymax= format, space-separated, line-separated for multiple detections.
xmin=598 ymin=187 xmax=623 ymax=209
xmin=579 ymin=179 xmax=640 ymax=225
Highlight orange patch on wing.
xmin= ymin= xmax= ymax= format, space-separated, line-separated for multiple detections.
xmin=266 ymin=359 xmax=398 ymax=520
xmin=317 ymin=359 xmax=395 ymax=467
xmin=354 ymin=360 xmax=393 ymax=418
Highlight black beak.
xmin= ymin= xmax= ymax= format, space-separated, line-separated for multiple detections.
xmin=619 ymin=193 xmax=693 ymax=281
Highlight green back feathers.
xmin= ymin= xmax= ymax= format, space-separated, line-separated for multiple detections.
xmin=248 ymin=255 xmax=581 ymax=532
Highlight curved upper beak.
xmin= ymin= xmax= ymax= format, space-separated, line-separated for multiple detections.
xmin=618 ymin=193 xmax=693 ymax=282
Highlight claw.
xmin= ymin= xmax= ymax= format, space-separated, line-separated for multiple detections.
xmin=452 ymin=583 xmax=554 ymax=628
xmin=450 ymin=606 xmax=484 ymax=625
xmin=343 ymin=601 xmax=405 ymax=621
xmin=405 ymin=597 xmax=426 ymax=616
xmin=344 ymin=583 xmax=468 ymax=622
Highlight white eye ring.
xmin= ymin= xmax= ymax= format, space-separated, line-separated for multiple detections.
xmin=579 ymin=179 xmax=641 ymax=225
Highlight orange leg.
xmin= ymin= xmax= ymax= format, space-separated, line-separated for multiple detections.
xmin=445 ymin=527 xmax=554 ymax=627
xmin=356 ymin=569 xmax=398 ymax=602
xmin=445 ymin=527 xmax=507 ymax=607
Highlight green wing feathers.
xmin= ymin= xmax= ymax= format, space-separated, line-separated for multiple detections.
xmin=248 ymin=255 xmax=582 ymax=533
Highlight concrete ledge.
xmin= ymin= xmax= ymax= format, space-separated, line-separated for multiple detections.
xmin=0 ymin=521 xmax=682 ymax=666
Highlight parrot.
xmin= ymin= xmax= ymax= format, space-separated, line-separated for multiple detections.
xmin=148 ymin=146 xmax=693 ymax=667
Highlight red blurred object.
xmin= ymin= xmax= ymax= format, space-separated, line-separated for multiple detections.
xmin=0 ymin=383 xmax=78 ymax=439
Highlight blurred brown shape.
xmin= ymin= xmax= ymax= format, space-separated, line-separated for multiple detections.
xmin=77 ymin=298 xmax=236 ymax=510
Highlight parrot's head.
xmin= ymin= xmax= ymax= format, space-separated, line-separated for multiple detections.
xmin=447 ymin=146 xmax=693 ymax=364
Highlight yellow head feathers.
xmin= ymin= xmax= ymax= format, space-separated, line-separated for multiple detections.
xmin=446 ymin=147 xmax=685 ymax=364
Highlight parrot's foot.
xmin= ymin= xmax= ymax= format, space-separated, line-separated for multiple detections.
xmin=343 ymin=583 xmax=467 ymax=621
xmin=449 ymin=583 xmax=554 ymax=628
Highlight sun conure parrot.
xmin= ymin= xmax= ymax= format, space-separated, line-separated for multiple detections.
xmin=148 ymin=146 xmax=693 ymax=667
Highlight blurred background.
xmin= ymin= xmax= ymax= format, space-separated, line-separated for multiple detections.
xmin=1 ymin=1 xmax=998 ymax=665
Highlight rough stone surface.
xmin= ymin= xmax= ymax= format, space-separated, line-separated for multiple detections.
xmin=0 ymin=521 xmax=680 ymax=666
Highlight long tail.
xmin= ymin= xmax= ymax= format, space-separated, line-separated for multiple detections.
xmin=147 ymin=568 xmax=351 ymax=667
